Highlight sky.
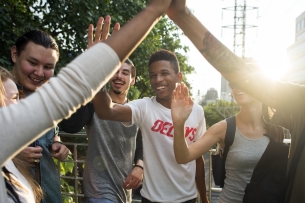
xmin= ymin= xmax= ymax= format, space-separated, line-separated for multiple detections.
xmin=180 ymin=0 xmax=305 ymax=102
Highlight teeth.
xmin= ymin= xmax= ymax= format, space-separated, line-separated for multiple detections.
xmin=30 ymin=77 xmax=42 ymax=82
xmin=156 ymin=86 xmax=165 ymax=90
xmin=114 ymin=81 xmax=124 ymax=84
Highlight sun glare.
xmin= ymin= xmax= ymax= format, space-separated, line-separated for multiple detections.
xmin=253 ymin=43 xmax=290 ymax=81
xmin=259 ymin=58 xmax=289 ymax=80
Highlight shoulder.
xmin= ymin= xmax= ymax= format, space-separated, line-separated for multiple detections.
xmin=191 ymin=103 xmax=205 ymax=117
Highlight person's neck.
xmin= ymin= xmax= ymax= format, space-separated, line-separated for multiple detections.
xmin=16 ymin=83 xmax=34 ymax=97
xmin=156 ymin=97 xmax=171 ymax=109
xmin=237 ymin=103 xmax=264 ymax=128
xmin=108 ymin=90 xmax=128 ymax=104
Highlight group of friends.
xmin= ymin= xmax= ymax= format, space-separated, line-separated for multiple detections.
xmin=0 ymin=1 xmax=304 ymax=203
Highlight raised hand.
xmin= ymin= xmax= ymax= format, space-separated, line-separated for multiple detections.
xmin=171 ymin=82 xmax=193 ymax=125
xmin=87 ymin=16 xmax=120 ymax=49
xmin=167 ymin=0 xmax=187 ymax=20
xmin=147 ymin=0 xmax=173 ymax=16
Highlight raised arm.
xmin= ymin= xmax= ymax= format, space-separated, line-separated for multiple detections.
xmin=167 ymin=0 xmax=277 ymax=108
xmin=0 ymin=1 xmax=172 ymax=201
xmin=0 ymin=0 xmax=172 ymax=167
xmin=171 ymin=83 xmax=226 ymax=164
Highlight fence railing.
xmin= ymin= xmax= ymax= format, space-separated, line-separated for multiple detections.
xmin=57 ymin=131 xmax=290 ymax=203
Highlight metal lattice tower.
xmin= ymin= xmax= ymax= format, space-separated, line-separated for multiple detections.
xmin=222 ymin=0 xmax=258 ymax=59
xmin=217 ymin=0 xmax=259 ymax=118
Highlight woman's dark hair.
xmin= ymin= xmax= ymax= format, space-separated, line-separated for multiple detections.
xmin=262 ymin=104 xmax=285 ymax=142
xmin=14 ymin=30 xmax=59 ymax=60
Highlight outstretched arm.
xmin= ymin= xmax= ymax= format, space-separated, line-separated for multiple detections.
xmin=91 ymin=1 xmax=174 ymax=122
xmin=167 ymin=0 xmax=277 ymax=108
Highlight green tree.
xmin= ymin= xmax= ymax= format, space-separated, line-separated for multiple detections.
xmin=0 ymin=0 xmax=194 ymax=100
xmin=1 ymin=1 xmax=195 ymax=202
xmin=203 ymin=100 xmax=239 ymax=128
xmin=0 ymin=0 xmax=41 ymax=68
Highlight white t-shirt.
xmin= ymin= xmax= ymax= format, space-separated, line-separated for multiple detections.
xmin=5 ymin=160 xmax=35 ymax=203
xmin=124 ymin=96 xmax=206 ymax=202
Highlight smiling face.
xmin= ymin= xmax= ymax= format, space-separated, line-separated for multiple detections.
xmin=149 ymin=60 xmax=182 ymax=105
xmin=231 ymin=86 xmax=259 ymax=106
xmin=11 ymin=41 xmax=58 ymax=93
xmin=109 ymin=63 xmax=135 ymax=95
xmin=2 ymin=78 xmax=19 ymax=107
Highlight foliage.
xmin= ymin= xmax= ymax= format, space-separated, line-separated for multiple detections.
xmin=0 ymin=0 xmax=41 ymax=69
xmin=0 ymin=0 xmax=194 ymax=100
xmin=203 ymin=100 xmax=240 ymax=128
xmin=1 ymin=1 xmax=195 ymax=202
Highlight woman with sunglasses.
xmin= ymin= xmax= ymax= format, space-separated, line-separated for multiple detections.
xmin=171 ymin=83 xmax=284 ymax=203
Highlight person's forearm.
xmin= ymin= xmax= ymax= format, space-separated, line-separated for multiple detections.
xmin=196 ymin=157 xmax=209 ymax=203
xmin=92 ymin=89 xmax=114 ymax=120
xmin=60 ymin=103 xmax=93 ymax=133
xmin=104 ymin=1 xmax=170 ymax=62
xmin=134 ymin=130 xmax=143 ymax=163
xmin=171 ymin=8 xmax=245 ymax=75
xmin=0 ymin=43 xmax=120 ymax=167
xmin=173 ymin=121 xmax=190 ymax=164
xmin=170 ymin=7 xmax=276 ymax=107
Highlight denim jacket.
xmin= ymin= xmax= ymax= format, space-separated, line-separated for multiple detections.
xmin=17 ymin=84 xmax=62 ymax=203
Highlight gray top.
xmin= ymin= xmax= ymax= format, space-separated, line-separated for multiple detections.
xmin=83 ymin=113 xmax=138 ymax=203
xmin=60 ymin=102 xmax=142 ymax=203
xmin=218 ymin=128 xmax=269 ymax=203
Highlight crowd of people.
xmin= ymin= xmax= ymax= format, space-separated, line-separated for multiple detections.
xmin=0 ymin=0 xmax=304 ymax=203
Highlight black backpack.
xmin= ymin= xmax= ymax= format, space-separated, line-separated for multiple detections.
xmin=211 ymin=116 xmax=236 ymax=187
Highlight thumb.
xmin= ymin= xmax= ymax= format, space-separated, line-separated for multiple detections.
xmin=51 ymin=143 xmax=59 ymax=151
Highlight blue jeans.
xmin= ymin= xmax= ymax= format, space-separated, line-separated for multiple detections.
xmin=84 ymin=197 xmax=116 ymax=203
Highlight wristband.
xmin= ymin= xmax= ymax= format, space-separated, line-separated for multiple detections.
xmin=133 ymin=164 xmax=143 ymax=170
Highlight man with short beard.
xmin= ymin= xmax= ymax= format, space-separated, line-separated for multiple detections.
xmin=60 ymin=59 xmax=143 ymax=203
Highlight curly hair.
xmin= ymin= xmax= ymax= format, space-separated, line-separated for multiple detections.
xmin=148 ymin=49 xmax=180 ymax=73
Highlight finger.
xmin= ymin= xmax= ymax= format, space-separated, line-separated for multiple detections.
xmin=33 ymin=158 xmax=40 ymax=163
xmin=102 ymin=15 xmax=111 ymax=41
xmin=95 ymin=17 xmax=104 ymax=42
xmin=189 ymin=97 xmax=194 ymax=106
xmin=172 ymin=89 xmax=176 ymax=101
xmin=176 ymin=83 xmax=181 ymax=96
xmin=112 ymin=22 xmax=120 ymax=35
xmin=182 ymin=84 xmax=189 ymax=99
xmin=133 ymin=181 xmax=142 ymax=189
xmin=87 ymin=24 xmax=94 ymax=48
xmin=34 ymin=153 xmax=43 ymax=159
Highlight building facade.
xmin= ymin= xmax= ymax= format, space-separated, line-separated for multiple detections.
xmin=285 ymin=11 xmax=305 ymax=84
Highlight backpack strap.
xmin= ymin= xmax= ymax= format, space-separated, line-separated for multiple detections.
xmin=220 ymin=115 xmax=236 ymax=187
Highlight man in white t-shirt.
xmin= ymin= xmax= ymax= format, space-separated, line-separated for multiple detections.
xmin=92 ymin=49 xmax=209 ymax=203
